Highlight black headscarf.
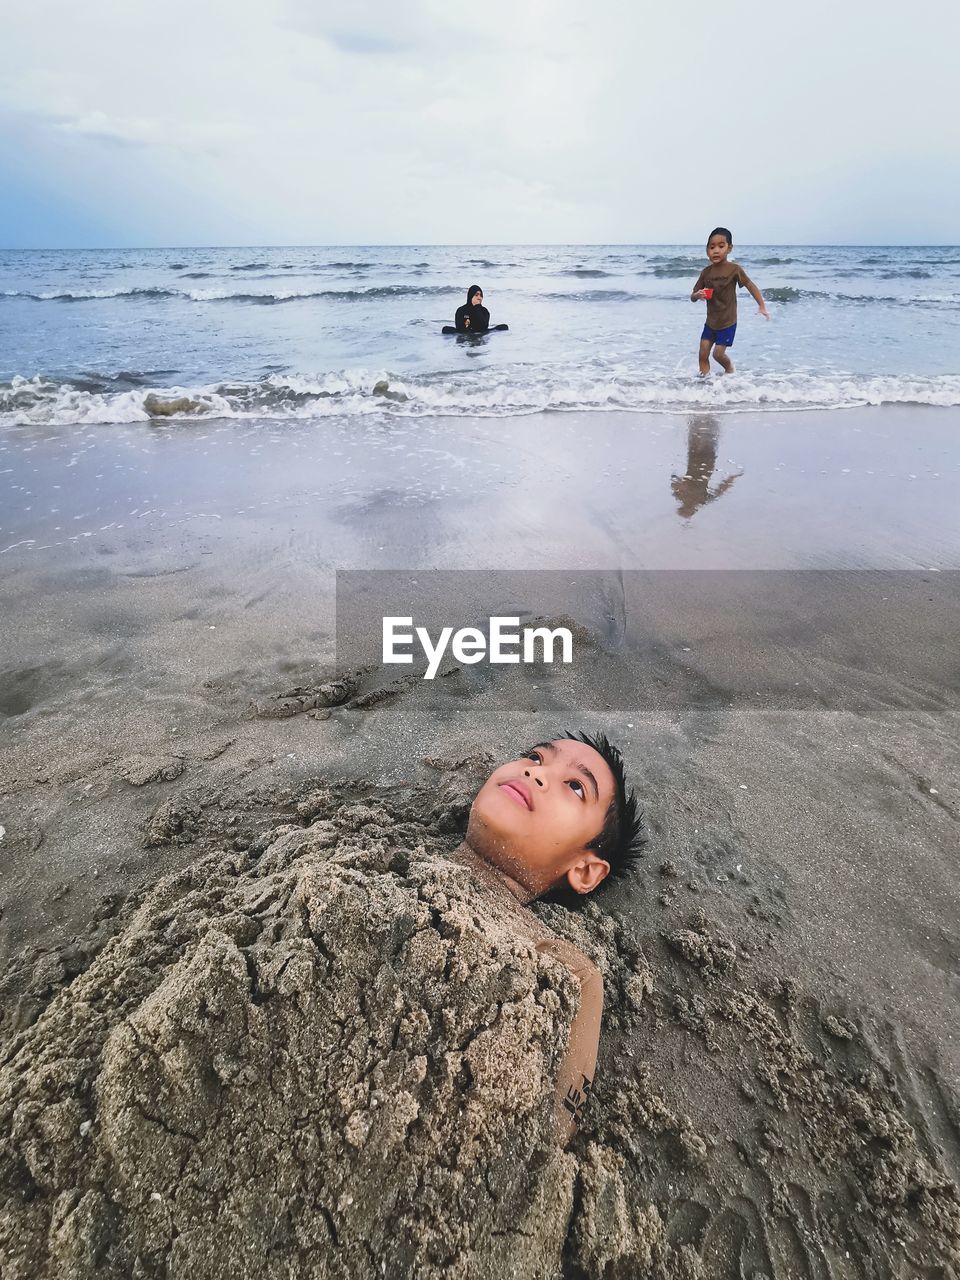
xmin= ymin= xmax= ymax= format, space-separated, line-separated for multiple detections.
xmin=454 ymin=284 xmax=490 ymax=333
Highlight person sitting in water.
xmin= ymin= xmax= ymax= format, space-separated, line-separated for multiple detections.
xmin=452 ymin=730 xmax=644 ymax=1143
xmin=444 ymin=284 xmax=508 ymax=335
xmin=454 ymin=284 xmax=490 ymax=333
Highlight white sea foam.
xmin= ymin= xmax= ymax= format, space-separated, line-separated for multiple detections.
xmin=3 ymin=368 xmax=960 ymax=428
xmin=4 ymin=284 xmax=959 ymax=310
xmin=2 ymin=284 xmax=459 ymax=304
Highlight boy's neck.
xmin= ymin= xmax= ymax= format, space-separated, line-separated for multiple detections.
xmin=451 ymin=842 xmax=536 ymax=906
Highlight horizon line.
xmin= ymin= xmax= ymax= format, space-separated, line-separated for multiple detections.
xmin=2 ymin=241 xmax=960 ymax=253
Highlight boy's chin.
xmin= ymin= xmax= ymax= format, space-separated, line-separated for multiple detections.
xmin=465 ymin=806 xmax=516 ymax=856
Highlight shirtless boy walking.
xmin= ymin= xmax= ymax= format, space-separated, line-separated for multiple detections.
xmin=691 ymin=226 xmax=769 ymax=375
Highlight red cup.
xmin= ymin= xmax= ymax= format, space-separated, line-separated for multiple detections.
xmin=703 ymin=287 xmax=714 ymax=300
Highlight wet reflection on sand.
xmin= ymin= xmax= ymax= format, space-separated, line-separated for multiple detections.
xmin=671 ymin=415 xmax=742 ymax=520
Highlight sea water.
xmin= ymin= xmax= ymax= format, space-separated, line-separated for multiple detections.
xmin=1 ymin=244 xmax=958 ymax=425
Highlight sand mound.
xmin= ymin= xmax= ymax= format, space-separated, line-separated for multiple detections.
xmin=2 ymin=780 xmax=958 ymax=1279
xmin=1 ymin=799 xmax=595 ymax=1278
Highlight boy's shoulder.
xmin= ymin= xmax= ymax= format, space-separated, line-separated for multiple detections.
xmin=535 ymin=931 xmax=603 ymax=990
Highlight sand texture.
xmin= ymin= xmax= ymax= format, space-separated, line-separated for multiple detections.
xmin=1 ymin=768 xmax=958 ymax=1279
xmin=1 ymin=797 xmax=584 ymax=1279
xmin=2 ymin=438 xmax=960 ymax=1280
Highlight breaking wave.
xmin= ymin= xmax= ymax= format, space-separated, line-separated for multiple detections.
xmin=4 ymin=368 xmax=959 ymax=428
xmin=2 ymin=284 xmax=459 ymax=304
xmin=546 ymin=289 xmax=638 ymax=302
xmin=4 ymin=281 xmax=956 ymax=310
xmin=3 ymin=287 xmax=181 ymax=302
xmin=652 ymin=264 xmax=705 ymax=278
xmin=556 ymin=268 xmax=614 ymax=278
xmin=763 ymin=287 xmax=808 ymax=303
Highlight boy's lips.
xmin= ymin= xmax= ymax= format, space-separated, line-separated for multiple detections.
xmin=499 ymin=780 xmax=533 ymax=810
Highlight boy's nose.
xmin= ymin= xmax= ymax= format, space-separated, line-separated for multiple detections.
xmin=523 ymin=767 xmax=546 ymax=788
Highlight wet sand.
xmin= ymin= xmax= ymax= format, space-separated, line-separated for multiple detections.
xmin=3 ymin=405 xmax=960 ymax=570
xmin=1 ymin=407 xmax=959 ymax=1275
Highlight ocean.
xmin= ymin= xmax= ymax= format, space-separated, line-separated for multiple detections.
xmin=1 ymin=243 xmax=958 ymax=426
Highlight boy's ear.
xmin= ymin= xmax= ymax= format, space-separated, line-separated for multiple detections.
xmin=566 ymin=853 xmax=610 ymax=896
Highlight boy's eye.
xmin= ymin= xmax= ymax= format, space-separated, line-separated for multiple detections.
xmin=567 ymin=780 xmax=585 ymax=799
xmin=525 ymin=750 xmax=542 ymax=764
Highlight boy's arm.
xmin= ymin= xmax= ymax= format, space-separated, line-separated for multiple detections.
xmin=691 ymin=269 xmax=707 ymax=302
xmin=739 ymin=269 xmax=770 ymax=318
xmin=537 ymin=938 xmax=604 ymax=1145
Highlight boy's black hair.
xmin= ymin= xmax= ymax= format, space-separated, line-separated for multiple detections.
xmin=561 ymin=728 xmax=646 ymax=879
xmin=708 ymin=226 xmax=733 ymax=245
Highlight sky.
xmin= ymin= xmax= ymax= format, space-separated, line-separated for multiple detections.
xmin=1 ymin=0 xmax=958 ymax=248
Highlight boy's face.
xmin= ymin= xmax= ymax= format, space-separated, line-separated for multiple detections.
xmin=707 ymin=235 xmax=731 ymax=264
xmin=466 ymin=738 xmax=616 ymax=896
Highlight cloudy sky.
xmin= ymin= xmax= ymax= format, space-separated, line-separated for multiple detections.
xmin=2 ymin=0 xmax=957 ymax=247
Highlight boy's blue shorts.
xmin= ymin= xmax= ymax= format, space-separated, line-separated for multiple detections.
xmin=701 ymin=322 xmax=737 ymax=347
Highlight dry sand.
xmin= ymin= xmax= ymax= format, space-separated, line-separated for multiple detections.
xmin=1 ymin=408 xmax=959 ymax=1277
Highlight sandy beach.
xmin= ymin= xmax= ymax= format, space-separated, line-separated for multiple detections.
xmin=2 ymin=406 xmax=959 ymax=1276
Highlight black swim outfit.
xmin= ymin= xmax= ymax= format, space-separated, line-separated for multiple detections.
xmin=454 ymin=284 xmax=490 ymax=334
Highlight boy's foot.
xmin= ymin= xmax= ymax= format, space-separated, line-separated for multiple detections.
xmin=724 ymin=363 xmax=735 ymax=374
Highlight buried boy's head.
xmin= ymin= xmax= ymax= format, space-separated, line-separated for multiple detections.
xmin=466 ymin=731 xmax=644 ymax=898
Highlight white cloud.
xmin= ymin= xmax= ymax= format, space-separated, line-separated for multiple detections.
xmin=1 ymin=0 xmax=958 ymax=245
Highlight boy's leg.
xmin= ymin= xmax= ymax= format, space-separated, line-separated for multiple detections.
xmin=698 ymin=338 xmax=712 ymax=376
xmin=712 ymin=345 xmax=735 ymax=374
